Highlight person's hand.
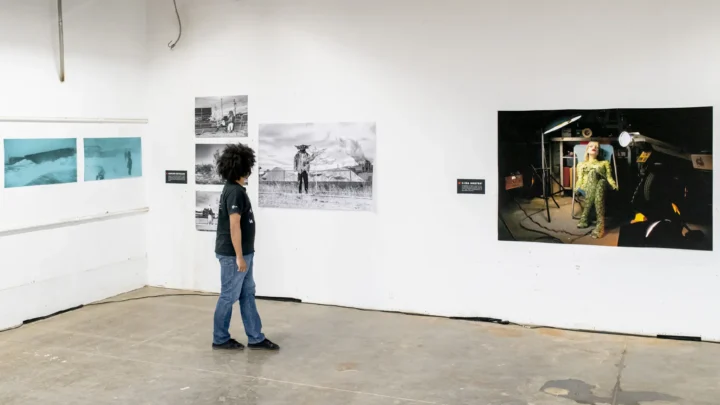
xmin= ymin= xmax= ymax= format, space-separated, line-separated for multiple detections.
xmin=236 ymin=257 xmax=247 ymax=272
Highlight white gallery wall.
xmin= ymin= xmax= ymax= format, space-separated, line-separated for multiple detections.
xmin=146 ymin=0 xmax=720 ymax=341
xmin=0 ymin=0 xmax=149 ymax=330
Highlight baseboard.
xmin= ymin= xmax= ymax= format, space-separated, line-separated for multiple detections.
xmin=0 ymin=257 xmax=147 ymax=331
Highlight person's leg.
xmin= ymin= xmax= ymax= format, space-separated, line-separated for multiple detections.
xmin=238 ymin=254 xmax=280 ymax=350
xmin=298 ymin=173 xmax=302 ymax=193
xmin=578 ymin=185 xmax=595 ymax=228
xmin=578 ymin=171 xmax=597 ymax=228
xmin=237 ymin=253 xmax=266 ymax=344
xmin=592 ymin=179 xmax=608 ymax=238
xmin=213 ymin=254 xmax=243 ymax=345
xmin=303 ymin=171 xmax=309 ymax=193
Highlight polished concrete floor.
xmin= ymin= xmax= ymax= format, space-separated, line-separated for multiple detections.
xmin=1 ymin=287 xmax=718 ymax=404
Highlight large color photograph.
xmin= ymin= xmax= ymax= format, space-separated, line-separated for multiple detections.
xmin=498 ymin=107 xmax=713 ymax=251
xmin=259 ymin=122 xmax=376 ymax=211
xmin=4 ymin=138 xmax=77 ymax=188
xmin=84 ymin=137 xmax=142 ymax=181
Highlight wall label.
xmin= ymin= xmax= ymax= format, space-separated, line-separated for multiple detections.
xmin=166 ymin=170 xmax=187 ymax=184
xmin=457 ymin=179 xmax=485 ymax=194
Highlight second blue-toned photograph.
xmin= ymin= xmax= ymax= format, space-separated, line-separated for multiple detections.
xmin=84 ymin=137 xmax=142 ymax=181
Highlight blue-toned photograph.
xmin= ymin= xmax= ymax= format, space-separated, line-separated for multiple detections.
xmin=4 ymin=138 xmax=78 ymax=188
xmin=84 ymin=137 xmax=142 ymax=181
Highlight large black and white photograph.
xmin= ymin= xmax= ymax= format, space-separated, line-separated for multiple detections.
xmin=498 ymin=107 xmax=713 ymax=251
xmin=195 ymin=191 xmax=221 ymax=232
xmin=259 ymin=122 xmax=376 ymax=211
xmin=195 ymin=95 xmax=248 ymax=138
xmin=195 ymin=143 xmax=230 ymax=185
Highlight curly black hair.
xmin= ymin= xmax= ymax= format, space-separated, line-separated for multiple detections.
xmin=216 ymin=143 xmax=256 ymax=182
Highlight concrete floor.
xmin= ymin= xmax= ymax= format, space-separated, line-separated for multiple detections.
xmin=1 ymin=288 xmax=718 ymax=404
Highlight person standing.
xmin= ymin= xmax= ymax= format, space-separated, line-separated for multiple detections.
xmin=212 ymin=143 xmax=279 ymax=351
xmin=294 ymin=145 xmax=310 ymax=194
xmin=126 ymin=150 xmax=133 ymax=176
xmin=227 ymin=111 xmax=235 ymax=133
xmin=207 ymin=207 xmax=215 ymax=226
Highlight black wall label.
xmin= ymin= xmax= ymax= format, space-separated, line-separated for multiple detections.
xmin=166 ymin=170 xmax=188 ymax=184
xmin=457 ymin=179 xmax=485 ymax=194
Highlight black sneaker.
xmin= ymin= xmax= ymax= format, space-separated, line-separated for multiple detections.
xmin=212 ymin=338 xmax=245 ymax=350
xmin=248 ymin=338 xmax=280 ymax=351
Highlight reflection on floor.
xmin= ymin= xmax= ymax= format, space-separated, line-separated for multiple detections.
xmin=500 ymin=196 xmax=620 ymax=246
xmin=1 ymin=287 xmax=719 ymax=404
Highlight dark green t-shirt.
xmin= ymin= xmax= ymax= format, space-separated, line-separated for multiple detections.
xmin=215 ymin=182 xmax=255 ymax=257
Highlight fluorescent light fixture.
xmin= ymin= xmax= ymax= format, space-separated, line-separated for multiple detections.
xmin=543 ymin=115 xmax=582 ymax=135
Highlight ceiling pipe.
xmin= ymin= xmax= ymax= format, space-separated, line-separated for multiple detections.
xmin=58 ymin=0 xmax=65 ymax=82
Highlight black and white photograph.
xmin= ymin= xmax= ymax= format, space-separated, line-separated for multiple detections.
xmin=195 ymin=191 xmax=221 ymax=232
xmin=4 ymin=138 xmax=77 ymax=188
xmin=259 ymin=122 xmax=376 ymax=211
xmin=498 ymin=107 xmax=713 ymax=251
xmin=195 ymin=143 xmax=230 ymax=185
xmin=195 ymin=95 xmax=248 ymax=138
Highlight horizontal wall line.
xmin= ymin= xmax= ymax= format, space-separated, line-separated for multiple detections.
xmin=0 ymin=116 xmax=148 ymax=124
xmin=0 ymin=255 xmax=148 ymax=294
xmin=0 ymin=207 xmax=149 ymax=237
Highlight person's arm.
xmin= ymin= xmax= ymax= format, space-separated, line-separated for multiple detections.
xmin=229 ymin=213 xmax=247 ymax=272
xmin=575 ymin=162 xmax=587 ymax=191
xmin=604 ymin=161 xmax=618 ymax=190
xmin=227 ymin=189 xmax=247 ymax=272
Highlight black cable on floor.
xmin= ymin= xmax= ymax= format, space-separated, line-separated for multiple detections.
xmin=512 ymin=197 xmax=593 ymax=243
xmin=511 ymin=199 xmax=564 ymax=243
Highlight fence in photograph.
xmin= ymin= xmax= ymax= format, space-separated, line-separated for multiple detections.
xmin=259 ymin=169 xmax=372 ymax=198
xmin=194 ymin=114 xmax=248 ymax=136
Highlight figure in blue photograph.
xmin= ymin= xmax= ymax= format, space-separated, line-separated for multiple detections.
xmin=125 ymin=149 xmax=133 ymax=176
xmin=84 ymin=137 xmax=142 ymax=181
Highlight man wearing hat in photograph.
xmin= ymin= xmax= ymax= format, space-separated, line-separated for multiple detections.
xmin=294 ymin=144 xmax=311 ymax=194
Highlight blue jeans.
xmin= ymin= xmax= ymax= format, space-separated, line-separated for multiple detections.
xmin=213 ymin=253 xmax=266 ymax=345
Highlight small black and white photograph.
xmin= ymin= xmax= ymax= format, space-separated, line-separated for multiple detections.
xmin=195 ymin=190 xmax=221 ymax=232
xmin=195 ymin=143 xmax=231 ymax=185
xmin=195 ymin=95 xmax=248 ymax=138
xmin=259 ymin=122 xmax=376 ymax=211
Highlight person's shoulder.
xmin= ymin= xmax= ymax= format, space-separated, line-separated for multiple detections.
xmin=222 ymin=182 xmax=240 ymax=195
xmin=228 ymin=183 xmax=249 ymax=198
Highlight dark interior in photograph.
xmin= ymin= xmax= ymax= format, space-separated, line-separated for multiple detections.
xmin=498 ymin=107 xmax=713 ymax=251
